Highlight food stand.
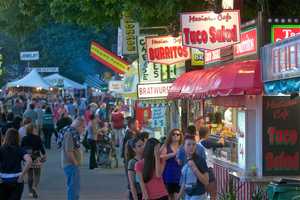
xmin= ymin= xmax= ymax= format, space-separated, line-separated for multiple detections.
xmin=168 ymin=19 xmax=267 ymax=197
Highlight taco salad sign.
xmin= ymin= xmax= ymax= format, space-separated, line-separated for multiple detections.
xmin=146 ymin=35 xmax=191 ymax=65
xmin=181 ymin=10 xmax=241 ymax=50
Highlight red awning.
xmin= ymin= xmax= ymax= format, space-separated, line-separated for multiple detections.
xmin=168 ymin=60 xmax=262 ymax=99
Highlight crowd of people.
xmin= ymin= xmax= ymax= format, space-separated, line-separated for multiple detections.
xmin=0 ymin=93 xmax=226 ymax=200
xmin=0 ymin=94 xmax=113 ymax=200
xmin=122 ymin=117 xmax=226 ymax=200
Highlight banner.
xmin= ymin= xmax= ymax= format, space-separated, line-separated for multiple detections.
xmin=121 ymin=14 xmax=139 ymax=55
xmin=137 ymin=36 xmax=162 ymax=83
xmin=181 ymin=10 xmax=241 ymax=50
xmin=90 ymin=41 xmax=129 ymax=74
xmin=146 ymin=35 xmax=191 ymax=65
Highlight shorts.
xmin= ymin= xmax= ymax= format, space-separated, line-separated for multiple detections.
xmin=208 ymin=167 xmax=215 ymax=183
xmin=165 ymin=183 xmax=180 ymax=194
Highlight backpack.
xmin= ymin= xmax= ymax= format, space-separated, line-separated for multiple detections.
xmin=57 ymin=126 xmax=68 ymax=149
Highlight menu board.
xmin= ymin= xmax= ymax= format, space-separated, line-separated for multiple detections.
xmin=263 ymin=96 xmax=300 ymax=176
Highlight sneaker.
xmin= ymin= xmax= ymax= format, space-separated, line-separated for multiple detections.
xmin=28 ymin=193 xmax=33 ymax=198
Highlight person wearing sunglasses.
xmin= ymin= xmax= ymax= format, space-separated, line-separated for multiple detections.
xmin=160 ymin=129 xmax=183 ymax=200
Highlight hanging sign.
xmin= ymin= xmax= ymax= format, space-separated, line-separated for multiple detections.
xmin=234 ymin=28 xmax=257 ymax=58
xmin=108 ymin=80 xmax=124 ymax=93
xmin=90 ymin=41 xmax=129 ymax=74
xmin=20 ymin=51 xmax=39 ymax=61
xmin=120 ymin=14 xmax=139 ymax=55
xmin=138 ymin=36 xmax=162 ymax=83
xmin=146 ymin=35 xmax=191 ymax=65
xmin=191 ymin=48 xmax=205 ymax=66
xmin=271 ymin=24 xmax=300 ymax=43
xmin=137 ymin=83 xmax=172 ymax=99
xmin=262 ymin=96 xmax=300 ymax=176
xmin=181 ymin=10 xmax=241 ymax=50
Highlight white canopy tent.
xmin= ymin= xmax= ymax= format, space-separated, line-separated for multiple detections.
xmin=43 ymin=73 xmax=85 ymax=89
xmin=7 ymin=69 xmax=50 ymax=90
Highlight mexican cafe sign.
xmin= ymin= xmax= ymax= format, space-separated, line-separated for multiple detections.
xmin=181 ymin=10 xmax=241 ymax=50
xmin=146 ymin=35 xmax=191 ymax=65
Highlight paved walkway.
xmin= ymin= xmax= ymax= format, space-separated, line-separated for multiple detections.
xmin=22 ymin=148 xmax=127 ymax=200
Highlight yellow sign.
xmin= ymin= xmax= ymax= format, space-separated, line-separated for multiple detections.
xmin=90 ymin=41 xmax=129 ymax=74
xmin=191 ymin=48 xmax=205 ymax=66
xmin=121 ymin=13 xmax=139 ymax=55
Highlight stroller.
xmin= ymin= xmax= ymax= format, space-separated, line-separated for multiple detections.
xmin=97 ymin=133 xmax=117 ymax=168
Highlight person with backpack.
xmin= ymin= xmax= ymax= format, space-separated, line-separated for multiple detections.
xmin=177 ymin=135 xmax=209 ymax=200
xmin=0 ymin=128 xmax=32 ymax=200
xmin=59 ymin=117 xmax=85 ymax=200
xmin=21 ymin=124 xmax=46 ymax=198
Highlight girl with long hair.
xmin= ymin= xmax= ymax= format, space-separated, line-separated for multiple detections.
xmin=160 ymin=129 xmax=183 ymax=200
xmin=177 ymin=135 xmax=209 ymax=200
xmin=135 ymin=138 xmax=168 ymax=200
xmin=0 ymin=128 xmax=32 ymax=200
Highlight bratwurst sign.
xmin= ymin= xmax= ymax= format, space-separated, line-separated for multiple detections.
xmin=146 ymin=35 xmax=191 ymax=65
xmin=181 ymin=10 xmax=241 ymax=50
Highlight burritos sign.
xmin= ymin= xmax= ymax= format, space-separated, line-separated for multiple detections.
xmin=181 ymin=10 xmax=241 ymax=50
xmin=146 ymin=35 xmax=191 ymax=65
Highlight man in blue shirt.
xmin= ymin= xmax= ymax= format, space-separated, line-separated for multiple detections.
xmin=177 ymin=125 xmax=206 ymax=166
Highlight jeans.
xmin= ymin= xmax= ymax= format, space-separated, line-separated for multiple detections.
xmin=185 ymin=194 xmax=207 ymax=200
xmin=0 ymin=182 xmax=24 ymax=200
xmin=28 ymin=168 xmax=41 ymax=193
xmin=88 ymin=139 xmax=97 ymax=169
xmin=64 ymin=165 xmax=80 ymax=200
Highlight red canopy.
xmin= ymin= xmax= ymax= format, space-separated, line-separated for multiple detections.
xmin=168 ymin=60 xmax=262 ymax=99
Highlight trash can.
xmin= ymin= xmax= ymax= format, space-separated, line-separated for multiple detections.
xmin=267 ymin=179 xmax=300 ymax=200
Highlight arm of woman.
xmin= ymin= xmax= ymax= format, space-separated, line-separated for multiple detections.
xmin=154 ymin=145 xmax=164 ymax=177
xmin=136 ymin=171 xmax=148 ymax=200
xmin=18 ymin=154 xmax=32 ymax=182
xmin=160 ymin=145 xmax=176 ymax=160
xmin=128 ymin=170 xmax=138 ymax=200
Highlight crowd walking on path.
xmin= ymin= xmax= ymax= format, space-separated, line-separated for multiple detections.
xmin=0 ymin=93 xmax=226 ymax=200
